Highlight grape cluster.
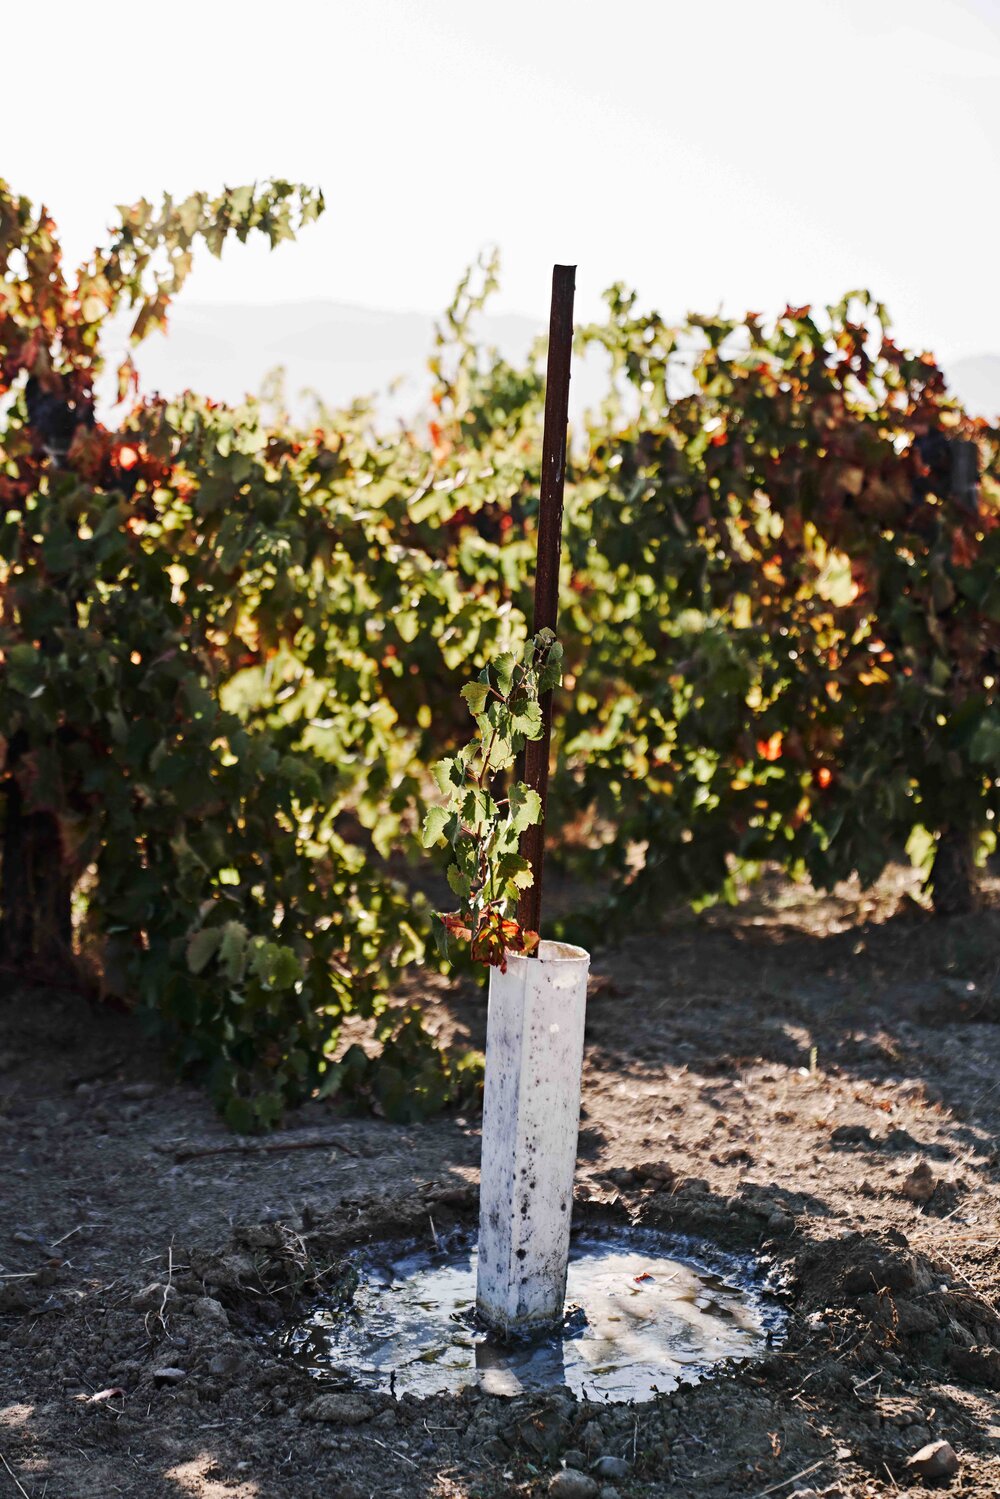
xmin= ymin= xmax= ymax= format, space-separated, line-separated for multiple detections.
xmin=913 ymin=428 xmax=952 ymax=498
xmin=24 ymin=376 xmax=93 ymax=463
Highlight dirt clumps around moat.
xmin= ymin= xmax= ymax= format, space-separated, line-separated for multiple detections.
xmin=4 ymin=867 xmax=1000 ymax=1497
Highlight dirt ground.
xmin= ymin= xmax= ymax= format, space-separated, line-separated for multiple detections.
xmin=4 ymin=868 xmax=1000 ymax=1499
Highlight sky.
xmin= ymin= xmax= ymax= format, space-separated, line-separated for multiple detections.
xmin=5 ymin=0 xmax=1000 ymax=363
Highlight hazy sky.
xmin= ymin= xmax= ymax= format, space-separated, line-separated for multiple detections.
xmin=6 ymin=0 xmax=1000 ymax=360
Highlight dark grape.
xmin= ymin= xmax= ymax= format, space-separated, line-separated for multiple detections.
xmin=24 ymin=376 xmax=93 ymax=462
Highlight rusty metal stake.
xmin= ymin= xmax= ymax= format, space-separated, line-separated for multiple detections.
xmin=518 ymin=264 xmax=576 ymax=939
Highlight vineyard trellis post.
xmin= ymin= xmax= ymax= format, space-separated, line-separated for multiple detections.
xmin=517 ymin=263 xmax=576 ymax=938
xmin=476 ymin=265 xmax=591 ymax=1336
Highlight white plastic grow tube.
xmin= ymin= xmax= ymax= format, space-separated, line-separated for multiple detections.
xmin=476 ymin=939 xmax=591 ymax=1335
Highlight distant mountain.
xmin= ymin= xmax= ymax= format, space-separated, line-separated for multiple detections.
xmin=946 ymin=355 xmax=1000 ymax=422
xmin=121 ymin=300 xmax=544 ymax=418
xmin=119 ymin=300 xmax=1000 ymax=432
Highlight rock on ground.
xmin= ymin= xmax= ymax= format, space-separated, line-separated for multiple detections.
xmin=592 ymin=1455 xmax=630 ymax=1479
xmin=548 ymin=1472 xmax=599 ymax=1499
xmin=905 ymin=1439 xmax=960 ymax=1480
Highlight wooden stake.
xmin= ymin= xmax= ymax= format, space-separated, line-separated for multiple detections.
xmin=519 ymin=264 xmax=576 ymax=939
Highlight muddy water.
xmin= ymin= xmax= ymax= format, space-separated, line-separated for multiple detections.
xmin=276 ymin=1228 xmax=783 ymax=1401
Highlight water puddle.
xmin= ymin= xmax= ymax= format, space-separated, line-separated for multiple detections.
xmin=273 ymin=1227 xmax=783 ymax=1401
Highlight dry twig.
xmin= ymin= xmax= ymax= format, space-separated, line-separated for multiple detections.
xmin=0 ymin=1450 xmax=31 ymax=1499
xmin=170 ymin=1135 xmax=358 ymax=1163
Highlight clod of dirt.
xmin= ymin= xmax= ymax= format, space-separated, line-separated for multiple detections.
xmin=902 ymin=1161 xmax=937 ymax=1202
xmin=792 ymin=1229 xmax=1000 ymax=1394
xmin=947 ymin=1345 xmax=1000 ymax=1388
xmin=189 ymin=1222 xmax=359 ymax=1329
xmin=0 ymin=1282 xmax=34 ymax=1313
xmin=830 ymin=1124 xmax=875 ymax=1147
xmin=905 ymin=1439 xmax=959 ymax=1481
xmin=549 ymin=1472 xmax=599 ymax=1499
xmin=505 ymin=1393 xmax=575 ymax=1457
xmin=883 ymin=1127 xmax=931 ymax=1154
xmin=191 ymin=1294 xmax=229 ymax=1324
xmin=634 ymin=1161 xmax=677 ymax=1187
xmin=836 ymin=1236 xmax=933 ymax=1297
xmin=303 ymin=1392 xmax=374 ymax=1425
xmin=132 ymin=1281 xmax=177 ymax=1311
xmin=191 ymin=1251 xmax=256 ymax=1290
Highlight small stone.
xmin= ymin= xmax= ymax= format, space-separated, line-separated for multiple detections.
xmin=192 ymin=1296 xmax=228 ymax=1325
xmin=562 ymin=1449 xmax=588 ymax=1471
xmin=902 ymin=1162 xmax=937 ymax=1204
xmin=905 ymin=1440 xmax=959 ymax=1480
xmin=152 ymin=1367 xmax=187 ymax=1386
xmin=121 ymin=1081 xmax=157 ymax=1100
xmin=599 ymin=1488 xmax=619 ymax=1499
xmin=579 ymin=1421 xmax=605 ymax=1451
xmin=303 ymin=1392 xmax=374 ymax=1425
xmin=592 ymin=1456 xmax=629 ymax=1480
xmin=549 ymin=1472 xmax=599 ymax=1499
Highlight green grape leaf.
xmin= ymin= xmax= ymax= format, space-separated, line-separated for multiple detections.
xmin=969 ymin=719 xmax=1000 ymax=765
xmin=509 ymin=783 xmax=542 ymax=832
xmin=509 ymin=700 xmax=543 ymax=737
xmin=218 ymin=920 xmax=249 ymax=980
xmin=187 ymin=927 xmax=222 ymax=975
xmin=497 ymin=852 xmax=534 ymax=891
xmin=421 ymin=804 xmax=452 ymax=847
xmin=493 ymin=653 xmax=516 ymax=695
xmin=447 ymin=865 xmax=473 ymax=900
xmin=461 ymin=681 xmax=490 ymax=715
xmin=431 ymin=757 xmax=464 ymax=794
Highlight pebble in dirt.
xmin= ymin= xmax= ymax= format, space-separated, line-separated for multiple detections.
xmin=275 ymin=1227 xmax=784 ymax=1401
